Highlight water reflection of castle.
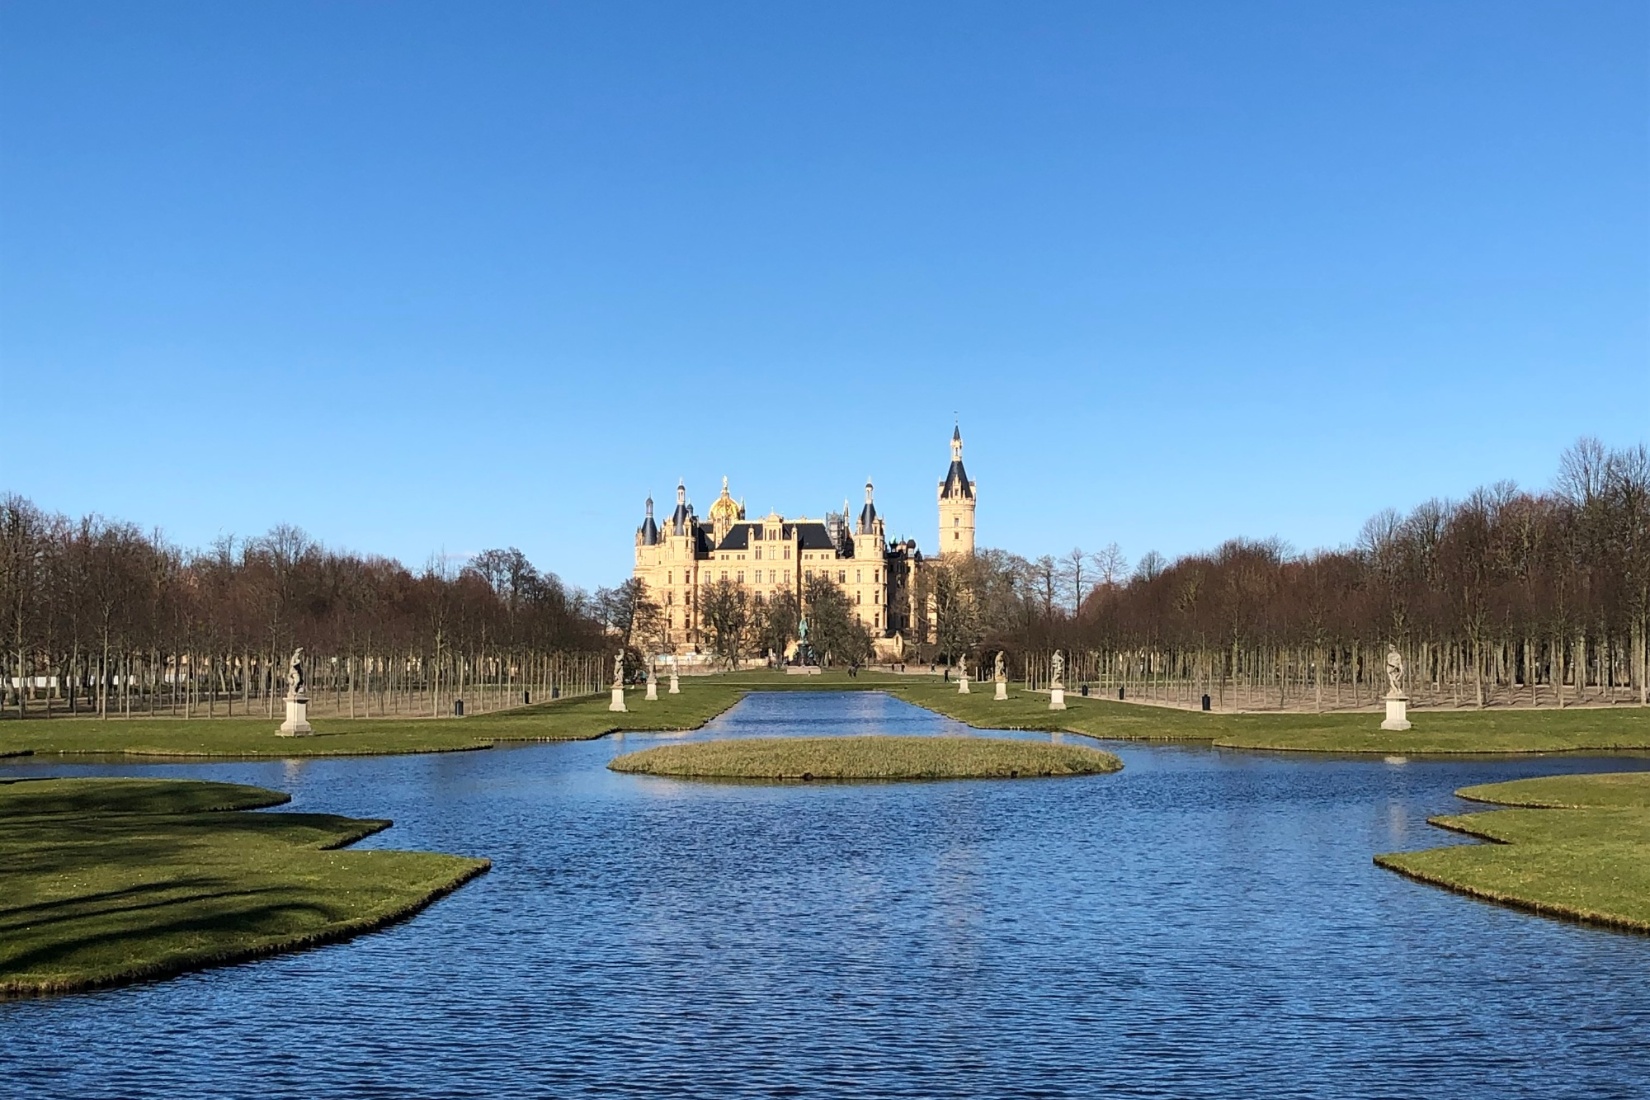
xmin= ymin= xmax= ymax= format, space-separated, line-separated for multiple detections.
xmin=632 ymin=426 xmax=978 ymax=657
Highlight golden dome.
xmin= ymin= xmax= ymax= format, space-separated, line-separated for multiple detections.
xmin=708 ymin=476 xmax=744 ymax=528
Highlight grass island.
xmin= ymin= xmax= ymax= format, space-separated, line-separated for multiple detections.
xmin=0 ymin=777 xmax=489 ymax=998
xmin=608 ymin=734 xmax=1123 ymax=781
xmin=1376 ymin=771 xmax=1650 ymax=934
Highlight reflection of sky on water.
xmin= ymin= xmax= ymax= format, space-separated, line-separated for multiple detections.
xmin=3 ymin=691 xmax=1649 ymax=1099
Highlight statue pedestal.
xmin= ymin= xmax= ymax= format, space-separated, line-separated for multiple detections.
xmin=645 ymin=677 xmax=658 ymax=701
xmin=1381 ymin=693 xmax=1411 ymax=731
xmin=668 ymin=674 xmax=680 ymax=695
xmin=609 ymin=687 xmax=627 ymax=712
xmin=958 ymin=674 xmax=969 ymax=694
xmin=995 ymin=680 xmax=1008 ymax=701
xmin=1049 ymin=686 xmax=1066 ymax=711
xmin=277 ymin=694 xmax=312 ymax=737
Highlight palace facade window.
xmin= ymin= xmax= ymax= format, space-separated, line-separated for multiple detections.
xmin=720 ymin=570 xmax=728 ymax=581
xmin=737 ymin=571 xmax=744 ymax=583
xmin=837 ymin=570 xmax=845 ymax=584
xmin=754 ymin=547 xmax=762 ymax=560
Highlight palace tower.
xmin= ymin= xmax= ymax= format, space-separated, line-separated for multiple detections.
xmin=937 ymin=424 xmax=976 ymax=556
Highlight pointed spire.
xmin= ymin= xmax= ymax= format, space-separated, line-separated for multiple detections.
xmin=941 ymin=424 xmax=973 ymax=500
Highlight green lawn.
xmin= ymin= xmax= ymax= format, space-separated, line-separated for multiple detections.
xmin=1375 ymin=771 xmax=1650 ymax=933
xmin=4 ymin=674 xmax=1646 ymax=758
xmin=609 ymin=734 xmax=1122 ymax=781
xmin=0 ymin=777 xmax=490 ymax=997
xmin=0 ymin=680 xmax=747 ymax=759
xmin=885 ymin=681 xmax=1650 ymax=755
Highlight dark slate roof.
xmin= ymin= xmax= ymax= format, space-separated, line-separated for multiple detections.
xmin=858 ymin=500 xmax=876 ymax=532
xmin=794 ymin=522 xmax=836 ymax=551
xmin=670 ymin=502 xmax=692 ymax=535
xmin=941 ymin=459 xmax=973 ymax=500
xmin=640 ymin=516 xmax=658 ymax=545
xmin=706 ymin=520 xmax=842 ymax=555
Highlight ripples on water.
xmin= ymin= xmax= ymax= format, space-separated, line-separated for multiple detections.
xmin=3 ymin=691 xmax=1649 ymax=1098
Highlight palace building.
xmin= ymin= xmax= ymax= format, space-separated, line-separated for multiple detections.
xmin=633 ymin=426 xmax=978 ymax=657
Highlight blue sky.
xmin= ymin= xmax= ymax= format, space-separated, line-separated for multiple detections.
xmin=2 ymin=1 xmax=1645 ymax=591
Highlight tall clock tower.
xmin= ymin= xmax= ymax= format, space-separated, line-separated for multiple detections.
xmin=937 ymin=424 xmax=976 ymax=556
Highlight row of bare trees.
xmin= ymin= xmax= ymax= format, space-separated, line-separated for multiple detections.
xmin=916 ymin=439 xmax=1649 ymax=710
xmin=0 ymin=501 xmax=613 ymax=719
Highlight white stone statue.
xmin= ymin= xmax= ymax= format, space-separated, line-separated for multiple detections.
xmin=1051 ymin=650 xmax=1064 ymax=688
xmin=609 ymin=650 xmax=628 ymax=712
xmin=278 ymin=647 xmax=312 ymax=735
xmin=287 ymin=647 xmax=306 ymax=698
xmin=994 ymin=651 xmax=1005 ymax=683
xmin=1381 ymin=644 xmax=1411 ymax=730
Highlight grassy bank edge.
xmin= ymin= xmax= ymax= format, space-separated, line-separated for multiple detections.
xmin=0 ymin=778 xmax=494 ymax=999
xmin=0 ymin=683 xmax=751 ymax=761
xmin=1374 ymin=771 xmax=1650 ymax=937
xmin=1373 ymin=836 xmax=1650 ymax=936
xmin=0 ymin=858 xmax=491 ymax=999
xmin=884 ymin=683 xmax=1650 ymax=757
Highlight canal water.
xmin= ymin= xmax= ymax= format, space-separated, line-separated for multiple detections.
xmin=3 ymin=691 xmax=1649 ymax=1098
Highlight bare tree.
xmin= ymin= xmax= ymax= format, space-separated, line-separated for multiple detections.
xmin=1089 ymin=542 xmax=1129 ymax=589
xmin=1060 ymin=548 xmax=1088 ymax=615
xmin=700 ymin=579 xmax=753 ymax=669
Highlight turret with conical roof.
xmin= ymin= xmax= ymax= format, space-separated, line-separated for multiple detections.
xmin=858 ymin=479 xmax=878 ymax=534
xmin=938 ymin=424 xmax=976 ymax=555
xmin=638 ymin=496 xmax=659 ymax=546
xmin=669 ymin=480 xmax=692 ymax=536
